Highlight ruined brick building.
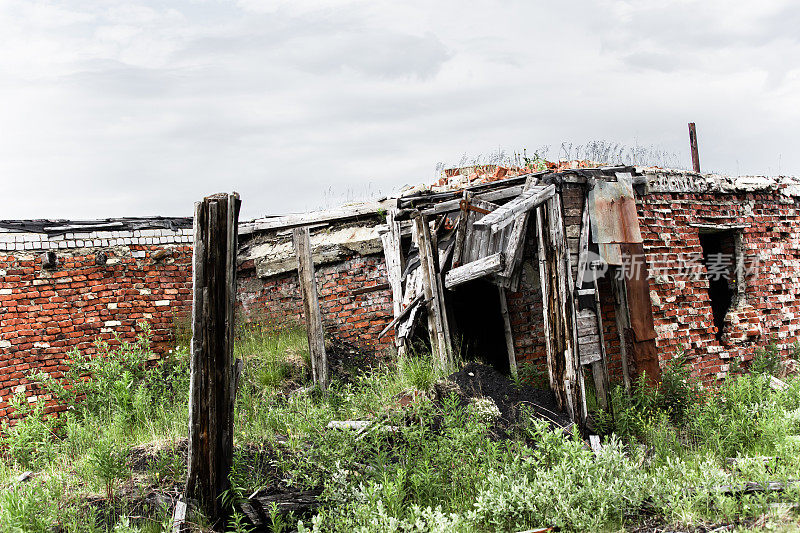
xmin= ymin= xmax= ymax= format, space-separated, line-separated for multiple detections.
xmin=1 ymin=167 xmax=799 ymax=424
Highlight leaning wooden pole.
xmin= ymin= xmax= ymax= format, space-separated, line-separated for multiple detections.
xmin=293 ymin=226 xmax=328 ymax=389
xmin=186 ymin=192 xmax=241 ymax=526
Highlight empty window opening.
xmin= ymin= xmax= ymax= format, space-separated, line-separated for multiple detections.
xmin=447 ymin=279 xmax=511 ymax=374
xmin=698 ymin=229 xmax=741 ymax=341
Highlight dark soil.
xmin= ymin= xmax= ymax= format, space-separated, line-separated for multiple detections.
xmin=437 ymin=361 xmax=572 ymax=430
xmin=326 ymin=337 xmax=384 ymax=383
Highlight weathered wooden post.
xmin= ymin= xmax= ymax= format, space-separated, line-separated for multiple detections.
xmin=185 ymin=192 xmax=240 ymax=526
xmin=293 ymin=226 xmax=328 ymax=389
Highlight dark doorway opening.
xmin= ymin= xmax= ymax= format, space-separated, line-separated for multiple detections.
xmin=698 ymin=229 xmax=738 ymax=341
xmin=447 ymin=279 xmax=511 ymax=374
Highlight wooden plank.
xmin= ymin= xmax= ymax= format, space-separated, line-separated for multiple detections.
xmin=397 ymin=268 xmax=423 ymax=340
xmin=473 ymin=184 xmax=555 ymax=233
xmin=380 ymin=209 xmax=406 ymax=354
xmin=470 ymin=198 xmax=499 ymax=262
xmin=186 ymin=192 xmax=240 ymax=527
xmin=420 ymin=185 xmax=525 ymax=217
xmin=612 ymin=274 xmax=632 ymax=391
xmin=352 ymin=282 xmax=391 ymax=296
xmin=444 ymin=253 xmax=505 ymax=289
xmin=591 ymin=276 xmax=610 ymax=409
xmin=239 ymin=201 xmax=387 ymax=234
xmin=451 ymin=191 xmax=472 ymax=267
xmin=498 ymin=287 xmax=517 ymax=375
xmin=589 ymin=435 xmax=603 ymax=455
xmin=575 ymin=197 xmax=591 ymax=289
xmin=294 ymin=227 xmax=328 ymax=389
xmin=535 ymin=206 xmax=556 ymax=394
xmin=414 ymin=215 xmax=452 ymax=370
xmin=577 ymin=315 xmax=598 ymax=331
xmin=547 ymin=193 xmax=586 ymax=428
xmin=377 ymin=293 xmax=425 ymax=338
xmin=770 ymin=376 xmax=788 ymax=391
xmin=172 ymin=499 xmax=187 ymax=533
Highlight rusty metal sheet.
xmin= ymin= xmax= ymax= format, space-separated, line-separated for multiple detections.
xmin=588 ymin=172 xmax=642 ymax=245
xmin=620 ymin=242 xmax=660 ymax=384
xmin=597 ymin=243 xmax=622 ymax=266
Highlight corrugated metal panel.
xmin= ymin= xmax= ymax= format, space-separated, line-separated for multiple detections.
xmin=588 ymin=172 xmax=642 ymax=245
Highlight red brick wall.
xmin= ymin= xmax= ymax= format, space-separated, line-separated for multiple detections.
xmin=506 ymin=228 xmax=548 ymax=372
xmin=0 ymin=246 xmax=193 ymax=419
xmin=236 ymin=253 xmax=395 ymax=356
xmin=637 ymin=191 xmax=800 ymax=382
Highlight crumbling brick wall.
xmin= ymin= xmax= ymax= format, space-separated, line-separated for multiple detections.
xmin=0 ymin=228 xmax=194 ymax=419
xmin=637 ymin=188 xmax=800 ymax=382
xmin=236 ymin=253 xmax=395 ymax=355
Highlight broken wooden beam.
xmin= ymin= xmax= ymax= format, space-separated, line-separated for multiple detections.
xmin=413 ymin=214 xmax=452 ymax=370
xmin=238 ymin=489 xmax=323 ymax=526
xmin=473 ymin=184 xmax=555 ymax=233
xmin=444 ymin=252 xmax=505 ymax=289
xmin=351 ymin=282 xmax=391 ymax=296
xmin=377 ymin=293 xmax=425 ymax=339
xmin=419 ymin=185 xmax=526 ymax=217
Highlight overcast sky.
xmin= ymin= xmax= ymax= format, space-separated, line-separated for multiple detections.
xmin=1 ymin=0 xmax=799 ymax=220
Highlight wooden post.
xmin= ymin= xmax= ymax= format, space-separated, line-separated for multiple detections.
xmin=186 ymin=192 xmax=240 ymax=526
xmin=380 ymin=209 xmax=408 ymax=357
xmin=293 ymin=226 xmax=328 ymax=389
xmin=545 ymin=194 xmax=585 ymax=428
xmin=535 ymin=205 xmax=556 ymax=393
xmin=688 ymin=122 xmax=700 ymax=173
xmin=612 ymin=274 xmax=632 ymax=391
xmin=498 ymin=286 xmax=517 ymax=376
xmin=413 ymin=213 xmax=452 ymax=370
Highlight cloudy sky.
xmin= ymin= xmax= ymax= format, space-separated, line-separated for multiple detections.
xmin=1 ymin=0 xmax=798 ymax=220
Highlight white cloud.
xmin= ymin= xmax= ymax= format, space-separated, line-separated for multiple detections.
xmin=0 ymin=0 xmax=798 ymax=219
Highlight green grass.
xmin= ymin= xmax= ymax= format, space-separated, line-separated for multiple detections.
xmin=1 ymin=325 xmax=800 ymax=532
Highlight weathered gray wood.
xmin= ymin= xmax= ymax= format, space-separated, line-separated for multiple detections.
xmin=428 ymin=218 xmax=454 ymax=350
xmin=589 ymin=435 xmax=603 ymax=455
xmin=380 ymin=209 xmax=407 ymax=355
xmin=474 ymin=184 xmax=555 ymax=233
xmin=462 ymin=198 xmax=500 ymax=264
xmin=498 ymin=287 xmax=518 ymax=376
xmin=612 ymin=275 xmax=632 ymax=391
xmin=498 ymin=177 xmax=536 ymax=283
xmin=444 ymin=252 xmax=505 ymax=289
xmin=546 ymin=194 xmax=585 ymax=427
xmin=770 ymin=376 xmax=788 ymax=391
xmin=172 ymin=499 xmax=187 ymax=533
xmin=535 ymin=206 xmax=556 ymax=393
xmin=451 ymin=191 xmax=472 ymax=267
xmin=239 ymin=489 xmax=322 ymax=525
xmin=420 ymin=185 xmax=525 ymax=217
xmin=377 ymin=292 xmax=425 ymax=338
xmin=239 ymin=201 xmax=388 ymax=234
xmin=575 ymin=198 xmax=591 ymax=290
xmin=590 ymin=276 xmax=610 ymax=409
xmin=186 ymin=192 xmax=240 ymax=527
xmin=414 ymin=215 xmax=452 ymax=370
xmin=397 ymin=268 xmax=423 ymax=341
xmin=294 ymin=226 xmax=328 ymax=389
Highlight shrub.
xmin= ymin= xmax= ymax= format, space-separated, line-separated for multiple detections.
xmin=749 ymin=340 xmax=782 ymax=376
xmin=0 ymin=394 xmax=58 ymax=470
xmin=86 ymin=436 xmax=131 ymax=502
xmin=32 ymin=323 xmax=189 ymax=427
